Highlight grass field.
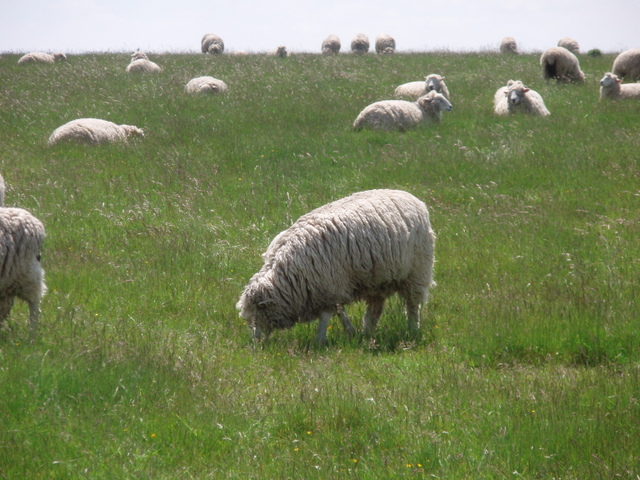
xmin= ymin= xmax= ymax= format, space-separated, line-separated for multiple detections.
xmin=0 ymin=50 xmax=638 ymax=479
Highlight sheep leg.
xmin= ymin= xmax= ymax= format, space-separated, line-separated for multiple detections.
xmin=405 ymin=295 xmax=422 ymax=335
xmin=336 ymin=304 xmax=356 ymax=336
xmin=0 ymin=296 xmax=15 ymax=326
xmin=362 ymin=298 xmax=385 ymax=336
xmin=28 ymin=301 xmax=41 ymax=331
xmin=317 ymin=311 xmax=333 ymax=345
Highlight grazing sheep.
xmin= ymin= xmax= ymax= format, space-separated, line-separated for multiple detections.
xmin=351 ymin=34 xmax=370 ymax=54
xmin=599 ymin=72 xmax=640 ymax=100
xmin=17 ymin=52 xmax=66 ymax=64
xmin=236 ymin=189 xmax=436 ymax=344
xmin=126 ymin=51 xmax=161 ymax=73
xmin=540 ymin=46 xmax=585 ymax=83
xmin=557 ymin=37 xmax=580 ymax=55
xmin=48 ymin=118 xmax=144 ymax=146
xmin=201 ymin=33 xmax=225 ymax=54
xmin=270 ymin=46 xmax=289 ymax=57
xmin=500 ymin=37 xmax=519 ymax=54
xmin=0 ymin=174 xmax=46 ymax=331
xmin=395 ymin=74 xmax=450 ymax=100
xmin=321 ymin=34 xmax=341 ymax=54
xmin=185 ymin=76 xmax=228 ymax=94
xmin=354 ymin=91 xmax=452 ymax=131
xmin=612 ymin=48 xmax=640 ymax=81
xmin=375 ymin=34 xmax=396 ymax=54
xmin=493 ymin=80 xmax=550 ymax=116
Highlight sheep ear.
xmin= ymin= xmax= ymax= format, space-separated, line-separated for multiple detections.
xmin=257 ymin=300 xmax=272 ymax=309
xmin=524 ymin=88 xmax=530 ymax=92
xmin=616 ymin=78 xmax=622 ymax=84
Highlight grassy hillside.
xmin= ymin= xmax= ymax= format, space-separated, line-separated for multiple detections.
xmin=0 ymin=51 xmax=638 ymax=479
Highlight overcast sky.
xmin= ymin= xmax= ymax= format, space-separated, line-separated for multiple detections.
xmin=1 ymin=0 xmax=638 ymax=54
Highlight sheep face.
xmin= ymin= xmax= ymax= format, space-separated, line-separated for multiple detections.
xmin=507 ymin=87 xmax=529 ymax=105
xmin=208 ymin=44 xmax=222 ymax=54
xmin=237 ymin=281 xmax=296 ymax=341
xmin=600 ymin=73 xmax=620 ymax=87
xmin=418 ymin=92 xmax=452 ymax=112
xmin=425 ymin=75 xmax=444 ymax=92
xmin=120 ymin=125 xmax=145 ymax=138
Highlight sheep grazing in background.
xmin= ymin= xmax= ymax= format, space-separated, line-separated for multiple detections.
xmin=185 ymin=76 xmax=228 ymax=94
xmin=395 ymin=74 xmax=450 ymax=100
xmin=321 ymin=34 xmax=341 ymax=54
xmin=599 ymin=72 xmax=640 ymax=100
xmin=557 ymin=37 xmax=580 ymax=55
xmin=17 ymin=52 xmax=66 ymax=64
xmin=353 ymin=90 xmax=452 ymax=131
xmin=500 ymin=37 xmax=519 ymax=54
xmin=612 ymin=48 xmax=640 ymax=81
xmin=201 ymin=33 xmax=224 ymax=54
xmin=375 ymin=34 xmax=396 ymax=54
xmin=236 ymin=189 xmax=436 ymax=344
xmin=270 ymin=46 xmax=289 ymax=57
xmin=126 ymin=51 xmax=161 ymax=73
xmin=493 ymin=80 xmax=550 ymax=116
xmin=48 ymin=118 xmax=144 ymax=146
xmin=540 ymin=47 xmax=585 ymax=83
xmin=0 ymin=174 xmax=46 ymax=331
xmin=351 ymin=34 xmax=370 ymax=54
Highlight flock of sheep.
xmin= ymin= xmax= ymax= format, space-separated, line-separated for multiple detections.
xmin=4 ymin=35 xmax=640 ymax=343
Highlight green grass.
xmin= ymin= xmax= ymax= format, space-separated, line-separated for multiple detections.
xmin=0 ymin=51 xmax=638 ymax=479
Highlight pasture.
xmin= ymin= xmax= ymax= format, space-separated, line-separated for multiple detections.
xmin=0 ymin=50 xmax=638 ymax=479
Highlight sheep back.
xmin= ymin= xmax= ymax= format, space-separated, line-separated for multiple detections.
xmin=185 ymin=76 xmax=228 ymax=94
xmin=48 ymin=118 xmax=144 ymax=146
xmin=126 ymin=58 xmax=162 ymax=73
xmin=351 ymin=34 xmax=370 ymax=54
xmin=201 ymin=33 xmax=225 ymax=54
xmin=375 ymin=34 xmax=396 ymax=54
xmin=500 ymin=37 xmax=518 ymax=54
xmin=557 ymin=37 xmax=580 ymax=55
xmin=321 ymin=35 xmax=341 ymax=54
xmin=17 ymin=52 xmax=66 ymax=64
xmin=540 ymin=47 xmax=585 ymax=83
xmin=612 ymin=48 xmax=640 ymax=81
xmin=236 ymin=189 xmax=436 ymax=341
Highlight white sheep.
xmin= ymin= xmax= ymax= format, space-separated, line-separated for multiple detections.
xmin=0 ymin=174 xmax=46 ymax=331
xmin=185 ymin=76 xmax=228 ymax=94
xmin=321 ymin=35 xmax=341 ymax=54
xmin=599 ymin=72 xmax=640 ymax=100
xmin=17 ymin=52 xmax=66 ymax=64
xmin=395 ymin=74 xmax=450 ymax=100
xmin=540 ymin=47 xmax=585 ymax=83
xmin=126 ymin=51 xmax=161 ymax=73
xmin=48 ymin=118 xmax=144 ymax=146
xmin=201 ymin=33 xmax=225 ymax=54
xmin=500 ymin=37 xmax=519 ymax=54
xmin=375 ymin=34 xmax=396 ymax=54
xmin=612 ymin=48 xmax=640 ymax=81
xmin=354 ymin=90 xmax=452 ymax=131
xmin=557 ymin=37 xmax=580 ymax=55
xmin=493 ymin=80 xmax=550 ymax=116
xmin=269 ymin=46 xmax=289 ymax=57
xmin=236 ymin=189 xmax=436 ymax=344
xmin=351 ymin=34 xmax=370 ymax=54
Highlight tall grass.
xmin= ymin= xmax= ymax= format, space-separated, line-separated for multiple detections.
xmin=0 ymin=51 xmax=638 ymax=479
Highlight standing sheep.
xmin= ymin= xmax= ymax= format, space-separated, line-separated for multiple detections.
xmin=201 ymin=33 xmax=225 ymax=54
xmin=557 ymin=37 xmax=580 ymax=55
xmin=185 ymin=76 xmax=228 ymax=94
xmin=395 ymin=74 xmax=450 ymax=100
xmin=236 ymin=189 xmax=436 ymax=344
xmin=500 ymin=37 xmax=519 ymax=54
xmin=599 ymin=72 xmax=640 ymax=100
xmin=351 ymin=34 xmax=370 ymax=54
xmin=321 ymin=35 xmax=341 ymax=54
xmin=354 ymin=90 xmax=452 ymax=131
xmin=0 ymin=174 xmax=46 ymax=331
xmin=493 ymin=80 xmax=550 ymax=116
xmin=17 ymin=52 xmax=66 ymax=64
xmin=375 ymin=34 xmax=396 ymax=54
xmin=48 ymin=118 xmax=144 ymax=146
xmin=269 ymin=46 xmax=289 ymax=57
xmin=612 ymin=48 xmax=640 ymax=81
xmin=126 ymin=51 xmax=161 ymax=73
xmin=540 ymin=47 xmax=585 ymax=83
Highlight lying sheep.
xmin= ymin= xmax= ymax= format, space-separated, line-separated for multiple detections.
xmin=185 ymin=76 xmax=228 ymax=94
xmin=493 ymin=80 xmax=550 ymax=116
xmin=612 ymin=48 xmax=640 ymax=81
xmin=557 ymin=37 xmax=580 ymax=55
xmin=126 ymin=51 xmax=161 ymax=73
xmin=540 ymin=47 xmax=585 ymax=83
xmin=17 ymin=52 xmax=66 ymax=64
xmin=599 ymin=72 xmax=640 ymax=100
xmin=48 ymin=118 xmax=144 ymax=146
xmin=0 ymin=174 xmax=46 ymax=331
xmin=270 ymin=46 xmax=289 ymax=57
xmin=236 ymin=189 xmax=436 ymax=344
xmin=395 ymin=74 xmax=450 ymax=100
xmin=351 ymin=34 xmax=370 ymax=54
xmin=321 ymin=34 xmax=341 ymax=54
xmin=354 ymin=90 xmax=452 ymax=131
xmin=500 ymin=37 xmax=519 ymax=54
xmin=201 ymin=33 xmax=224 ymax=54
xmin=375 ymin=34 xmax=396 ymax=54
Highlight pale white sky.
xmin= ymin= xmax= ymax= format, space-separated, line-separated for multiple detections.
xmin=0 ymin=0 xmax=638 ymax=54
